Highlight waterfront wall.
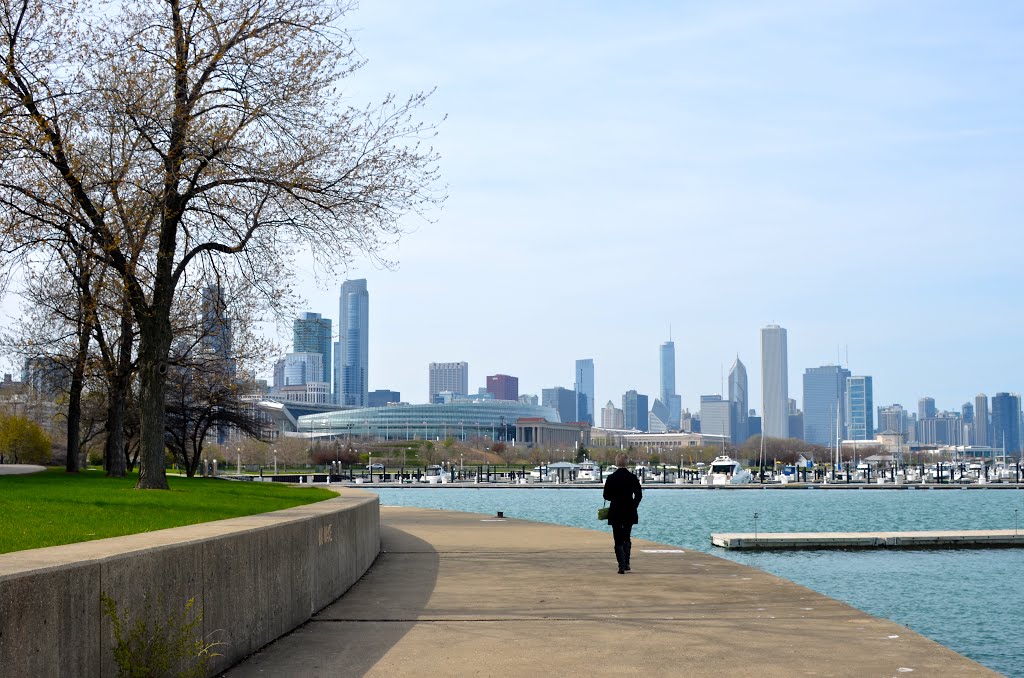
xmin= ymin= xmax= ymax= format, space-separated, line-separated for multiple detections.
xmin=0 ymin=490 xmax=379 ymax=677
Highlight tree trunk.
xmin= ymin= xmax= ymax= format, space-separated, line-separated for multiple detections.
xmin=65 ymin=317 xmax=90 ymax=473
xmin=135 ymin=316 xmax=172 ymax=489
xmin=105 ymin=386 xmax=126 ymax=477
xmin=105 ymin=306 xmax=133 ymax=478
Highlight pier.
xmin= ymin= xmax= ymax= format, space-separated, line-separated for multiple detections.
xmin=712 ymin=529 xmax=1024 ymax=550
xmin=225 ymin=505 xmax=996 ymax=677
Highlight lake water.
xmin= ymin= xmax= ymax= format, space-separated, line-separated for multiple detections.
xmin=371 ymin=486 xmax=1024 ymax=677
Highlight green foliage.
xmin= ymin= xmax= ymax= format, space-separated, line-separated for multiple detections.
xmin=102 ymin=594 xmax=220 ymax=678
xmin=0 ymin=413 xmax=51 ymax=464
xmin=0 ymin=468 xmax=335 ymax=553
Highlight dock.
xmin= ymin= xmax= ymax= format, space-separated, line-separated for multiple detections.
xmin=712 ymin=529 xmax=1024 ymax=550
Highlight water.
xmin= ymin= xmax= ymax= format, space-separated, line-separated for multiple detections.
xmin=371 ymin=486 xmax=1024 ymax=677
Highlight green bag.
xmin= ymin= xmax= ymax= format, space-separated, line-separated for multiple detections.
xmin=597 ymin=502 xmax=609 ymax=521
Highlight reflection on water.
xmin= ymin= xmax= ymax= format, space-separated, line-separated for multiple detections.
xmin=373 ymin=487 xmax=1024 ymax=677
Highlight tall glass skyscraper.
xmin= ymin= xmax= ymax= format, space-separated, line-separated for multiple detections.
xmin=293 ymin=312 xmax=331 ymax=384
xmin=659 ymin=339 xmax=680 ymax=430
xmin=845 ymin=376 xmax=873 ymax=440
xmin=728 ymin=356 xmax=748 ymax=443
xmin=337 ymin=279 xmax=369 ymax=406
xmin=802 ymin=365 xmax=851 ymax=445
xmin=760 ymin=325 xmax=789 ymax=439
xmin=990 ymin=392 xmax=1021 ymax=453
xmin=574 ymin=358 xmax=594 ymax=424
xmin=622 ymin=390 xmax=649 ymax=432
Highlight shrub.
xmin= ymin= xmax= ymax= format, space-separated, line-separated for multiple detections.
xmin=101 ymin=593 xmax=220 ymax=678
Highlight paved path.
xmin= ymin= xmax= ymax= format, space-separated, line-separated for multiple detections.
xmin=226 ymin=506 xmax=996 ymax=677
xmin=0 ymin=464 xmax=45 ymax=475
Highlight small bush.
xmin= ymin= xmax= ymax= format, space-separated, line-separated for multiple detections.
xmin=101 ymin=593 xmax=221 ymax=678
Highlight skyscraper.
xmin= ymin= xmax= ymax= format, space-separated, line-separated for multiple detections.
xmin=542 ymin=386 xmax=579 ymax=424
xmin=760 ymin=325 xmax=788 ymax=439
xmin=802 ymin=365 xmax=851 ymax=445
xmin=658 ymin=339 xmax=680 ymax=429
xmin=293 ymin=312 xmax=332 ymax=384
xmin=699 ymin=395 xmax=736 ymax=443
xmin=622 ymin=390 xmax=649 ymax=432
xmin=574 ymin=359 xmax=594 ymax=425
xmin=991 ymin=392 xmax=1021 ymax=453
xmin=845 ymin=376 xmax=873 ymax=440
xmin=728 ymin=356 xmax=748 ymax=443
xmin=337 ymin=279 xmax=368 ymax=406
xmin=283 ymin=352 xmax=324 ymax=386
xmin=428 ymin=362 xmax=469 ymax=402
xmin=602 ymin=400 xmax=624 ymax=429
xmin=485 ymin=374 xmax=519 ymax=401
xmin=918 ymin=397 xmax=936 ymax=422
xmin=200 ymin=284 xmax=233 ymax=371
xmin=975 ymin=393 xmax=990 ymax=447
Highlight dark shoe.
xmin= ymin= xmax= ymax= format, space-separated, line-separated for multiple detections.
xmin=624 ymin=565 xmax=631 ymax=571
xmin=618 ymin=567 xmax=625 ymax=574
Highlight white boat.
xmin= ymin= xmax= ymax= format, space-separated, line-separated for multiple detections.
xmin=701 ymin=456 xmax=754 ymax=485
xmin=576 ymin=459 xmax=601 ymax=481
xmin=421 ymin=465 xmax=448 ymax=484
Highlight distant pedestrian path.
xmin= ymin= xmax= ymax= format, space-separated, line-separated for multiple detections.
xmin=0 ymin=464 xmax=45 ymax=476
xmin=226 ymin=506 xmax=996 ymax=677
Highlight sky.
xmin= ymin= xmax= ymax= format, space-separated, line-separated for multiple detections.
xmin=3 ymin=0 xmax=1024 ymax=416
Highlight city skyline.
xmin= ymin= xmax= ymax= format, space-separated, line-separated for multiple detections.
xmin=2 ymin=2 xmax=1022 ymax=417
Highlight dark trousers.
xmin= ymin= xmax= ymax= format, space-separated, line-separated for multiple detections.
xmin=612 ymin=523 xmax=632 ymax=568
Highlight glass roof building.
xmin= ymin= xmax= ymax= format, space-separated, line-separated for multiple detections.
xmin=296 ymin=400 xmax=559 ymax=442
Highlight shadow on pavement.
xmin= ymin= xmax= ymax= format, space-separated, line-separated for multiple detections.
xmin=222 ymin=523 xmax=439 ymax=677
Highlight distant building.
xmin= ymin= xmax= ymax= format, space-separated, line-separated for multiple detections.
xmin=429 ymin=362 xmax=469 ymax=403
xmin=659 ymin=339 xmax=681 ymax=430
xmin=518 ymin=393 xmax=539 ymax=406
xmin=338 ymin=279 xmax=369 ymax=407
xmin=293 ymin=312 xmax=331 ymax=384
xmin=622 ymin=390 xmax=649 ymax=432
xmin=574 ymin=359 xmax=594 ymax=425
xmin=368 ymin=390 xmax=401 ymax=407
xmin=760 ymin=325 xmax=789 ymax=438
xmin=200 ymin=284 xmax=232 ymax=366
xmin=845 ymin=376 xmax=873 ymax=441
xmin=699 ymin=395 xmax=736 ymax=443
xmin=601 ymin=400 xmax=624 ymax=429
xmin=802 ymin=365 xmax=851 ymax=446
xmin=918 ymin=397 xmax=936 ymax=421
xmin=728 ymin=356 xmax=748 ymax=442
xmin=877 ymin=404 xmax=909 ymax=438
xmin=975 ymin=393 xmax=990 ymax=447
xmin=283 ymin=352 xmax=323 ymax=386
xmin=991 ymin=392 xmax=1021 ymax=453
xmin=485 ymin=374 xmax=519 ymax=401
xmin=542 ymin=386 xmax=582 ymax=424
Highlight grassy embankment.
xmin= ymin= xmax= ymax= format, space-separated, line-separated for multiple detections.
xmin=0 ymin=468 xmax=336 ymax=554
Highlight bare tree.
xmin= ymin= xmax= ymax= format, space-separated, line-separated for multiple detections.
xmin=1 ymin=0 xmax=442 ymax=488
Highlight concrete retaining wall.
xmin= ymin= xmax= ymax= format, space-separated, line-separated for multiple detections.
xmin=0 ymin=489 xmax=379 ymax=677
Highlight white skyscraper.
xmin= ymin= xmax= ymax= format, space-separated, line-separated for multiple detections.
xmin=760 ymin=325 xmax=789 ymax=439
xmin=429 ymin=362 xmax=469 ymax=403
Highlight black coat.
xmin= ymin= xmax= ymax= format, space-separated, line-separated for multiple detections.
xmin=603 ymin=467 xmax=642 ymax=525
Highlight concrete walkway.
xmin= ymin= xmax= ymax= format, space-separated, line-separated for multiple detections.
xmin=226 ymin=506 xmax=996 ymax=677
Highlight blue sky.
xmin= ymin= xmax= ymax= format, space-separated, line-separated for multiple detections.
xmin=3 ymin=1 xmax=1023 ymax=416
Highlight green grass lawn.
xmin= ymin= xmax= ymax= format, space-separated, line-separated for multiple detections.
xmin=0 ymin=468 xmax=337 ymax=554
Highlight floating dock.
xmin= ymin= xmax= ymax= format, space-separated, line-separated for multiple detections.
xmin=711 ymin=529 xmax=1024 ymax=550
